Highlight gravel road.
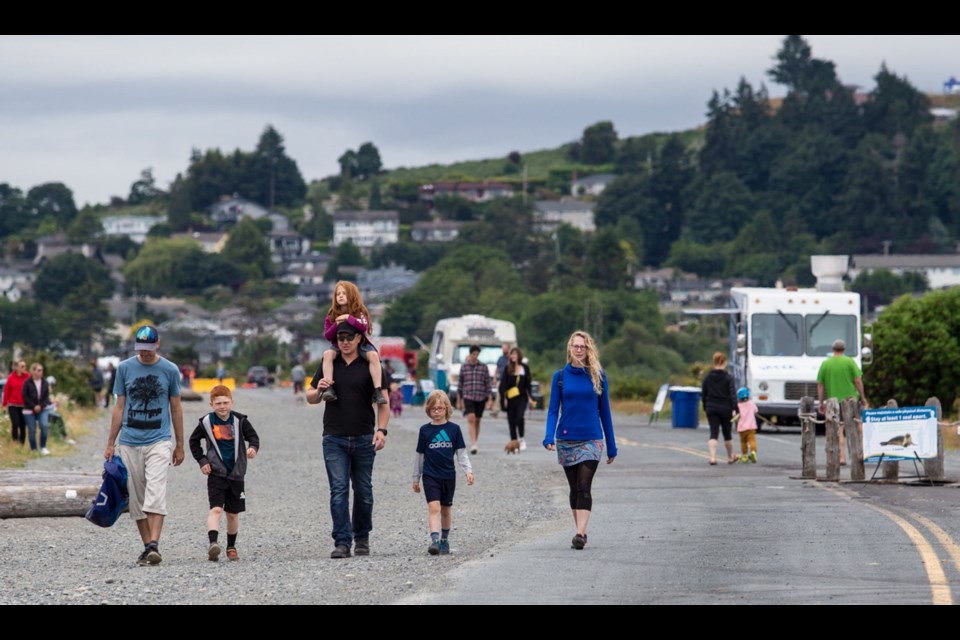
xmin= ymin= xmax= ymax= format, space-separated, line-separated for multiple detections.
xmin=0 ymin=387 xmax=565 ymax=605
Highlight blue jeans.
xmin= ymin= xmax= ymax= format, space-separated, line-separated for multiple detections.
xmin=322 ymin=435 xmax=376 ymax=547
xmin=23 ymin=408 xmax=49 ymax=451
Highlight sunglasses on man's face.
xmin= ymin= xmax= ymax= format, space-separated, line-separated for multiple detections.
xmin=337 ymin=334 xmax=358 ymax=342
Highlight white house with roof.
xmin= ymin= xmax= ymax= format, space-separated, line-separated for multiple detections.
xmin=172 ymin=231 xmax=228 ymax=253
xmin=102 ymin=215 xmax=165 ymax=244
xmin=570 ymin=173 xmax=615 ymax=197
xmin=534 ymin=200 xmax=596 ymax=233
xmin=268 ymin=230 xmax=311 ymax=263
xmin=849 ymin=254 xmax=960 ymax=289
xmin=0 ymin=262 xmax=34 ymax=302
xmin=332 ymin=211 xmax=399 ymax=251
xmin=419 ymin=181 xmax=515 ymax=204
xmin=411 ymin=220 xmax=463 ymax=242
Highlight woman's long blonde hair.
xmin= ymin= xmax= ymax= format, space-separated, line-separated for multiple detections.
xmin=567 ymin=330 xmax=603 ymax=394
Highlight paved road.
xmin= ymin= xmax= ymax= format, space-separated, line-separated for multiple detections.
xmin=401 ymin=415 xmax=960 ymax=605
xmin=5 ymin=389 xmax=960 ymax=605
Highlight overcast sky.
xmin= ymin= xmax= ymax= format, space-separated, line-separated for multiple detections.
xmin=2 ymin=35 xmax=957 ymax=207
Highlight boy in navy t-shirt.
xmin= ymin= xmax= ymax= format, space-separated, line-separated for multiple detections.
xmin=412 ymin=390 xmax=474 ymax=556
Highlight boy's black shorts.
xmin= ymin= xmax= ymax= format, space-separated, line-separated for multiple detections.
xmin=422 ymin=475 xmax=456 ymax=507
xmin=207 ymin=475 xmax=246 ymax=513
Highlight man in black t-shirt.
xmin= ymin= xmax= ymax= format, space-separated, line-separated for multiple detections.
xmin=307 ymin=321 xmax=390 ymax=559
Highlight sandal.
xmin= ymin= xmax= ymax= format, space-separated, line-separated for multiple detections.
xmin=728 ymin=457 xmax=738 ymax=464
xmin=709 ymin=459 xmax=717 ymax=466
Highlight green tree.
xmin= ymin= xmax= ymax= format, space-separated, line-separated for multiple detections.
xmin=663 ymin=234 xmax=728 ymax=278
xmin=586 ymin=227 xmax=628 ymax=290
xmin=127 ymin=168 xmax=166 ymax=205
xmin=222 ymin=217 xmax=272 ymax=279
xmin=580 ymin=121 xmax=618 ymax=164
xmin=863 ymin=64 xmax=932 ymax=139
xmin=355 ymin=142 xmax=383 ymax=180
xmin=851 ymin=268 xmax=928 ymax=311
xmin=684 ymin=172 xmax=755 ymax=243
xmin=249 ymin=125 xmax=307 ymax=208
xmin=0 ymin=184 xmax=29 ymax=238
xmin=26 ymin=182 xmax=78 ymax=228
xmin=34 ymin=252 xmax=112 ymax=305
xmin=0 ymin=299 xmax=60 ymax=349
xmin=166 ymin=172 xmax=193 ymax=231
xmin=865 ymin=287 xmax=960 ymax=408
xmin=66 ymin=208 xmax=104 ymax=244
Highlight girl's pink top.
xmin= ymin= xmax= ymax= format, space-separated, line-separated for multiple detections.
xmin=323 ymin=313 xmax=370 ymax=343
xmin=737 ymin=399 xmax=759 ymax=432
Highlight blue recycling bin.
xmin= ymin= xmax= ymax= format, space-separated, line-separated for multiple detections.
xmin=401 ymin=382 xmax=416 ymax=405
xmin=669 ymin=386 xmax=701 ymax=428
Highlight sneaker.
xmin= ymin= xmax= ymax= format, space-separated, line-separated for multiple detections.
xmin=571 ymin=534 xmax=586 ymax=550
xmin=374 ymin=389 xmax=388 ymax=405
xmin=749 ymin=451 xmax=757 ymax=463
xmin=428 ymin=540 xmax=441 ymax=556
xmin=145 ymin=547 xmax=162 ymax=565
xmin=208 ymin=542 xmax=221 ymax=562
xmin=136 ymin=549 xmax=151 ymax=566
xmin=438 ymin=539 xmax=450 ymax=555
xmin=330 ymin=544 xmax=351 ymax=559
xmin=519 ymin=439 xmax=527 ymax=451
xmin=40 ymin=448 xmax=50 ymax=456
xmin=66 ymin=439 xmax=77 ymax=445
xmin=470 ymin=447 xmax=478 ymax=455
xmin=321 ymin=387 xmax=338 ymax=402
xmin=226 ymin=547 xmax=239 ymax=561
xmin=739 ymin=455 xmax=748 ymax=463
xmin=354 ymin=540 xmax=370 ymax=556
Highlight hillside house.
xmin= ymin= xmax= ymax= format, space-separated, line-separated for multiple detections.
xmin=332 ymin=211 xmax=399 ymax=252
xmin=849 ymin=254 xmax=960 ymax=289
xmin=533 ymin=200 xmax=596 ymax=233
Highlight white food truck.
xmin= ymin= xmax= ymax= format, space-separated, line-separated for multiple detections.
xmin=428 ymin=314 xmax=517 ymax=402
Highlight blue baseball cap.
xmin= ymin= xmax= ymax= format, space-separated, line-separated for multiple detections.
xmin=134 ymin=325 xmax=159 ymax=352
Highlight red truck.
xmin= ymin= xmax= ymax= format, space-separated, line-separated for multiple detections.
xmin=372 ymin=336 xmax=418 ymax=383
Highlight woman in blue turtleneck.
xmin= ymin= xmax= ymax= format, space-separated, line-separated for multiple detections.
xmin=543 ymin=330 xmax=617 ymax=551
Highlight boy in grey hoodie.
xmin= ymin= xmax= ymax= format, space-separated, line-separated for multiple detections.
xmin=189 ymin=385 xmax=260 ymax=561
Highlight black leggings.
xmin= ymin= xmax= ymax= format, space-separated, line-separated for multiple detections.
xmin=707 ymin=411 xmax=732 ymax=441
xmin=563 ymin=460 xmax=599 ymax=511
xmin=506 ymin=396 xmax=528 ymax=440
xmin=8 ymin=406 xmax=25 ymax=444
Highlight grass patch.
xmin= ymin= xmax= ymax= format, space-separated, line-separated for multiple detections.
xmin=0 ymin=397 xmax=96 ymax=469
xmin=610 ymin=399 xmax=655 ymax=416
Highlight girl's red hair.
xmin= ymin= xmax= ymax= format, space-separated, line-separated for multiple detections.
xmin=327 ymin=281 xmax=372 ymax=335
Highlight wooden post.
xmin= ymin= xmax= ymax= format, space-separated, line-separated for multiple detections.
xmin=800 ymin=396 xmax=817 ymax=479
xmin=824 ymin=398 xmax=840 ymax=482
xmin=924 ymin=397 xmax=944 ymax=482
xmin=883 ymin=399 xmax=899 ymax=481
xmin=843 ymin=398 xmax=865 ymax=481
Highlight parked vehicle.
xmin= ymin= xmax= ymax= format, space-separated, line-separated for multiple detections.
xmin=246 ymin=366 xmax=271 ymax=387
xmin=688 ymin=255 xmax=870 ymax=428
xmin=428 ymin=314 xmax=517 ymax=404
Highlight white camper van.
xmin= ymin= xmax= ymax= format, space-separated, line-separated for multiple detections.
xmin=728 ymin=256 xmax=872 ymax=425
xmin=428 ymin=314 xmax=517 ymax=402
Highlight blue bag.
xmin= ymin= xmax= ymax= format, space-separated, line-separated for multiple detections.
xmin=85 ymin=456 xmax=129 ymax=527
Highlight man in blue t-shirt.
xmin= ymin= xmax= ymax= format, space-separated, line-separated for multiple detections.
xmin=104 ymin=325 xmax=184 ymax=567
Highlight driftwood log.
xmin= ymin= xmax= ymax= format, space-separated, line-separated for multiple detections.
xmin=0 ymin=470 xmax=100 ymax=518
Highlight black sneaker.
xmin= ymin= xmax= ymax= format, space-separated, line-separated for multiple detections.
xmin=354 ymin=540 xmax=370 ymax=556
xmin=439 ymin=539 xmax=450 ymax=555
xmin=330 ymin=544 xmax=351 ymax=559
xmin=571 ymin=534 xmax=586 ymax=550
xmin=146 ymin=547 xmax=162 ymax=565
xmin=428 ymin=540 xmax=441 ymax=556
xmin=321 ymin=387 xmax=338 ymax=402
xmin=136 ymin=549 xmax=151 ymax=566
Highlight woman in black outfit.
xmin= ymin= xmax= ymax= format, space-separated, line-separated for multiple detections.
xmin=700 ymin=352 xmax=738 ymax=465
xmin=499 ymin=347 xmax=532 ymax=451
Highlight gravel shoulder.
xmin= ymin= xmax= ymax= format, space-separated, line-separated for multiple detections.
xmin=0 ymin=388 xmax=566 ymax=605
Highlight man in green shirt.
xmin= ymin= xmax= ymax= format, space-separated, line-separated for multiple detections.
xmin=817 ymin=339 xmax=868 ymax=464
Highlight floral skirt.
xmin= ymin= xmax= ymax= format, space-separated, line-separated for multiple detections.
xmin=556 ymin=439 xmax=604 ymax=467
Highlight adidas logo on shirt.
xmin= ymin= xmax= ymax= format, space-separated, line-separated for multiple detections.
xmin=428 ymin=430 xmax=453 ymax=449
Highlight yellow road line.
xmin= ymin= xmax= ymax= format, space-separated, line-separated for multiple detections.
xmin=820 ymin=485 xmax=951 ymax=605
xmin=906 ymin=512 xmax=960 ymax=575
xmin=637 ymin=442 xmax=712 ymax=460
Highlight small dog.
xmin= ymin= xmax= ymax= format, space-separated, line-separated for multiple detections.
xmin=504 ymin=439 xmax=520 ymax=454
